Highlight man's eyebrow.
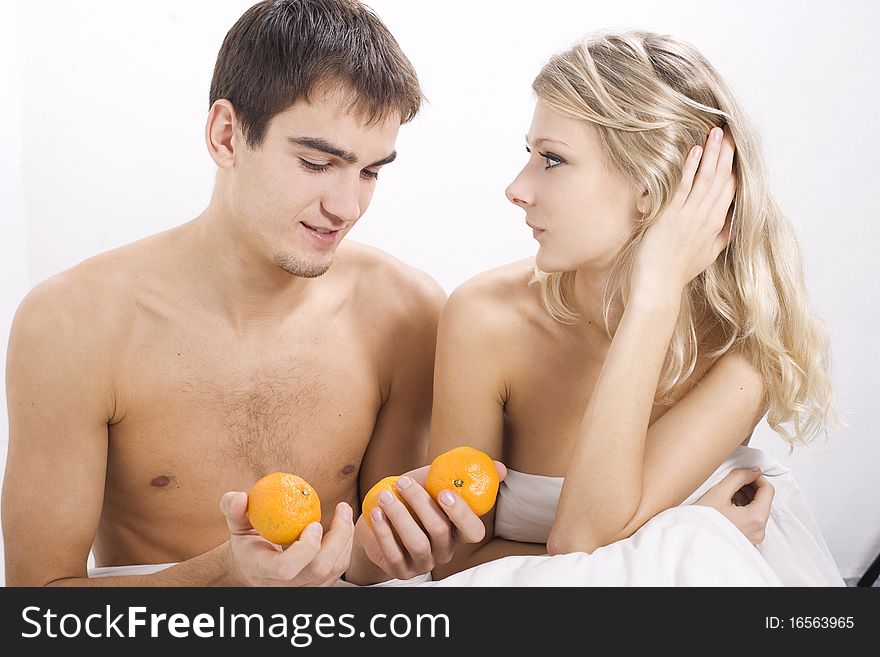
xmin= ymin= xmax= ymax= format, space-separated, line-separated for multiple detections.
xmin=369 ymin=151 xmax=397 ymax=167
xmin=289 ymin=136 xmax=358 ymax=163
xmin=525 ymin=134 xmax=571 ymax=148
xmin=289 ymin=136 xmax=396 ymax=167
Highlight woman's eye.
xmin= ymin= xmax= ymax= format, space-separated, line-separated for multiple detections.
xmin=541 ymin=152 xmax=564 ymax=169
xmin=525 ymin=146 xmax=564 ymax=170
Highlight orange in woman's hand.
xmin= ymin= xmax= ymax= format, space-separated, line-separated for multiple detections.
xmin=247 ymin=472 xmax=321 ymax=545
xmin=426 ymin=446 xmax=499 ymax=516
xmin=362 ymin=476 xmax=413 ymax=527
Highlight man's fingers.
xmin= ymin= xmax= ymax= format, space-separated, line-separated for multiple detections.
xmin=301 ymin=502 xmax=354 ymax=584
xmin=494 ymin=460 xmax=508 ymax=482
xmin=221 ymin=491 xmax=254 ymax=536
xmin=320 ymin=502 xmax=355 ymax=557
xmin=274 ymin=522 xmax=324 ymax=580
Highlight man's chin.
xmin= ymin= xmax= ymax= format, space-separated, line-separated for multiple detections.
xmin=273 ymin=253 xmax=333 ymax=279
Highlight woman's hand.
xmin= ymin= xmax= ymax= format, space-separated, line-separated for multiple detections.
xmin=694 ymin=467 xmax=774 ymax=545
xmin=631 ymin=127 xmax=736 ymax=299
xmin=347 ymin=461 xmax=506 ymax=584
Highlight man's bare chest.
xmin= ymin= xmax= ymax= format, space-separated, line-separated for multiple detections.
xmin=106 ymin=318 xmax=384 ymax=500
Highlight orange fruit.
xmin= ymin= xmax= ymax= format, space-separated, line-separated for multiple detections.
xmin=362 ymin=476 xmax=414 ymax=527
xmin=246 ymin=472 xmax=321 ymax=546
xmin=425 ymin=446 xmax=499 ymax=516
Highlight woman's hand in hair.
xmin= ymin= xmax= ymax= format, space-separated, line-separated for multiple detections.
xmin=631 ymin=126 xmax=736 ymax=300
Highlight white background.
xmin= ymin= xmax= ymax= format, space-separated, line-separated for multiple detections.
xmin=2 ymin=0 xmax=878 ymax=585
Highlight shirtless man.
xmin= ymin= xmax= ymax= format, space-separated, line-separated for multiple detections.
xmin=2 ymin=0 xmax=487 ymax=587
xmin=3 ymin=0 xmax=773 ymax=589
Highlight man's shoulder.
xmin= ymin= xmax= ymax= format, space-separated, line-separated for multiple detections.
xmin=337 ymin=241 xmax=447 ymax=315
xmin=13 ymin=235 xmax=164 ymax=335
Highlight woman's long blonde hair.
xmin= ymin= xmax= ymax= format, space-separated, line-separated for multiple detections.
xmin=531 ymin=31 xmax=835 ymax=446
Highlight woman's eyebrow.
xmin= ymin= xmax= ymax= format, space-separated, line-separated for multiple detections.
xmin=525 ymin=134 xmax=571 ymax=148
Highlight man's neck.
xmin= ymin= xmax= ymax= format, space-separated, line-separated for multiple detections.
xmin=175 ymin=207 xmax=320 ymax=334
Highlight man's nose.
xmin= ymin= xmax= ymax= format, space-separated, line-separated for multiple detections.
xmin=322 ymin=174 xmax=362 ymax=224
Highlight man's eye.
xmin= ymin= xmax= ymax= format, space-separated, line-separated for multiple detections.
xmin=361 ymin=169 xmax=379 ymax=181
xmin=299 ymin=159 xmax=330 ymax=172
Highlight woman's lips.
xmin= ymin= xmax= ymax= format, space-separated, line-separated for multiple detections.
xmin=527 ymin=223 xmax=545 ymax=239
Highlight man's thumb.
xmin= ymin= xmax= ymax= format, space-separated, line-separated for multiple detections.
xmin=221 ymin=491 xmax=254 ymax=535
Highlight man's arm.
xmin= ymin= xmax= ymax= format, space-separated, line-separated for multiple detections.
xmin=3 ymin=278 xmax=352 ymax=587
xmin=356 ymin=274 xmax=446 ymax=496
xmin=4 ymin=279 xmax=138 ymax=586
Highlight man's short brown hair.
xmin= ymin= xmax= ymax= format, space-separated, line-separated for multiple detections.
xmin=209 ymin=0 xmax=422 ymax=148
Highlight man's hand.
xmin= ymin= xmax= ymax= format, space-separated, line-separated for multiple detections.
xmin=351 ymin=461 xmax=507 ymax=582
xmin=220 ymin=492 xmax=354 ymax=586
xmin=694 ymin=467 xmax=774 ymax=545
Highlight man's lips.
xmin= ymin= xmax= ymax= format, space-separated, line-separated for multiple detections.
xmin=300 ymin=222 xmax=342 ymax=235
xmin=300 ymin=221 xmax=343 ymax=246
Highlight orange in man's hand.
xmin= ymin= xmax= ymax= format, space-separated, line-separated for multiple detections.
xmin=362 ymin=476 xmax=414 ymax=527
xmin=425 ymin=446 xmax=499 ymax=516
xmin=247 ymin=472 xmax=321 ymax=546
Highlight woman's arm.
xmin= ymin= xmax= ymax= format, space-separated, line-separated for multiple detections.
xmin=427 ymin=276 xmax=520 ymax=578
xmin=548 ymin=128 xmax=751 ymax=555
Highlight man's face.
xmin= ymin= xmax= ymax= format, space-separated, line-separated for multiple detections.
xmin=228 ymin=88 xmax=401 ymax=278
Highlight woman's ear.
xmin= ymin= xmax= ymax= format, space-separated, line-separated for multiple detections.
xmin=636 ymin=188 xmax=651 ymax=214
xmin=205 ymin=99 xmax=238 ymax=168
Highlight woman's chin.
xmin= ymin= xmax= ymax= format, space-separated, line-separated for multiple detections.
xmin=534 ymin=250 xmax=568 ymax=274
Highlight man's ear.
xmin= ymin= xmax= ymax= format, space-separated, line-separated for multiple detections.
xmin=205 ymin=99 xmax=238 ymax=168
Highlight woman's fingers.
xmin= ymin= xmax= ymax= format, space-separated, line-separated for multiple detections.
xmin=672 ymin=143 xmax=704 ymax=206
xmin=686 ymin=127 xmax=726 ymax=206
xmin=751 ymin=475 xmax=775 ymax=515
xmin=368 ymin=507 xmax=409 ymax=571
xmin=394 ymin=478 xmax=455 ymax=562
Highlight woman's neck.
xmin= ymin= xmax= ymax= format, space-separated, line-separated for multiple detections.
xmin=570 ymin=265 xmax=623 ymax=334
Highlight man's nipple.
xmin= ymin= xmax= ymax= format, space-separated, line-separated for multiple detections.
xmin=150 ymin=474 xmax=176 ymax=489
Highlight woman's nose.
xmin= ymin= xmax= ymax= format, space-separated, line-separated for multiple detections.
xmin=505 ymin=170 xmax=532 ymax=208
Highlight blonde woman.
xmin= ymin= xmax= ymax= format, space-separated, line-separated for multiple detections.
xmin=414 ymin=31 xmax=842 ymax=585
xmin=348 ymin=30 xmax=844 ymax=586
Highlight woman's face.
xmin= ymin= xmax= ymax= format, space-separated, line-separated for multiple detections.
xmin=506 ymin=102 xmax=642 ymax=273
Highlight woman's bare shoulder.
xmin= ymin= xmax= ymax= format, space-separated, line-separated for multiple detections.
xmin=451 ymin=257 xmax=538 ymax=306
xmin=442 ymin=257 xmax=548 ymax=337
